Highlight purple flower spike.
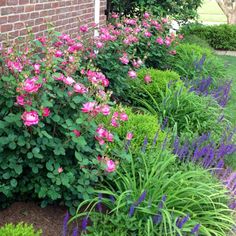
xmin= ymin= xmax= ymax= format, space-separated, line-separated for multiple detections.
xmin=152 ymin=130 xmax=159 ymax=147
xmin=136 ymin=191 xmax=147 ymax=205
xmin=191 ymin=223 xmax=200 ymax=235
xmin=97 ymin=193 xmax=103 ymax=212
xmin=176 ymin=214 xmax=190 ymax=229
xmin=153 ymin=213 xmax=162 ymax=225
xmin=72 ymin=227 xmax=78 ymax=236
xmin=128 ymin=204 xmax=135 ymax=217
xmin=82 ymin=216 xmax=88 ymax=231
xmin=141 ymin=136 xmax=148 ymax=153
xmin=63 ymin=211 xmax=69 ymax=236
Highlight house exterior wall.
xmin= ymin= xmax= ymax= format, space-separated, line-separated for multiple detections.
xmin=0 ymin=0 xmax=107 ymax=45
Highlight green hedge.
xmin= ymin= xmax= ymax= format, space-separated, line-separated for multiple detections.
xmin=182 ymin=24 xmax=236 ymax=50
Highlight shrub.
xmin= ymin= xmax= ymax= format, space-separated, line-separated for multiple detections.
xmin=168 ymin=43 xmax=225 ymax=81
xmin=182 ymin=35 xmax=212 ymax=49
xmin=108 ymin=0 xmax=203 ymax=22
xmin=70 ymin=149 xmax=234 ymax=236
xmin=134 ymin=85 xmax=228 ymax=138
xmin=129 ymin=68 xmax=182 ymax=102
xmin=96 ymin=107 xmax=167 ymax=151
xmin=181 ymin=24 xmax=236 ymax=50
xmin=0 ymin=223 xmax=42 ymax=236
xmin=92 ymin=14 xmax=181 ymax=98
xmin=0 ymin=32 xmax=127 ymax=213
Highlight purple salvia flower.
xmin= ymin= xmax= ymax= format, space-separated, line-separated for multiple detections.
xmin=109 ymin=195 xmax=115 ymax=204
xmin=82 ymin=216 xmax=88 ymax=231
xmin=191 ymin=223 xmax=200 ymax=235
xmin=141 ymin=136 xmax=148 ymax=153
xmin=153 ymin=213 xmax=162 ymax=225
xmin=135 ymin=191 xmax=147 ymax=206
xmin=72 ymin=227 xmax=78 ymax=236
xmin=161 ymin=117 xmax=168 ymax=131
xmin=152 ymin=130 xmax=159 ymax=147
xmin=128 ymin=204 xmax=135 ymax=217
xmin=97 ymin=193 xmax=103 ymax=212
xmin=62 ymin=211 xmax=69 ymax=236
xmin=176 ymin=214 xmax=190 ymax=229
xmin=125 ymin=139 xmax=131 ymax=153
xmin=173 ymin=136 xmax=180 ymax=155
xmin=158 ymin=195 xmax=167 ymax=209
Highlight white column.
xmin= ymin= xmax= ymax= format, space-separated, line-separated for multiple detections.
xmin=94 ymin=0 xmax=100 ymax=37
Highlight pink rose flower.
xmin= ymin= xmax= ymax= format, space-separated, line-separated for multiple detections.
xmin=126 ymin=132 xmax=133 ymax=140
xmin=119 ymin=56 xmax=129 ymax=65
xmin=128 ymin=70 xmax=137 ymax=79
xmin=73 ymin=130 xmax=81 ymax=137
xmin=178 ymin=34 xmax=184 ymax=40
xmin=101 ymin=105 xmax=110 ymax=116
xmin=111 ymin=118 xmax=119 ymax=127
xmin=162 ymin=18 xmax=168 ymax=23
xmin=120 ymin=113 xmax=128 ymax=121
xmin=55 ymin=50 xmax=63 ymax=57
xmin=42 ymin=107 xmax=50 ymax=117
xmin=21 ymin=110 xmax=39 ymax=126
xmin=96 ymin=42 xmax=104 ymax=49
xmin=34 ymin=64 xmax=40 ymax=73
xmin=63 ymin=76 xmax=75 ymax=85
xmin=156 ymin=37 xmax=164 ymax=45
xmin=74 ymin=83 xmax=88 ymax=94
xmin=80 ymin=25 xmax=89 ymax=33
xmin=143 ymin=12 xmax=150 ymax=19
xmin=23 ymin=78 xmax=41 ymax=93
xmin=165 ymin=39 xmax=171 ymax=47
xmin=105 ymin=160 xmax=116 ymax=173
xmin=58 ymin=167 xmax=63 ymax=173
xmin=16 ymin=95 xmax=25 ymax=106
xmin=144 ymin=31 xmax=152 ymax=38
xmin=144 ymin=75 xmax=152 ymax=83
xmin=81 ymin=102 xmax=96 ymax=113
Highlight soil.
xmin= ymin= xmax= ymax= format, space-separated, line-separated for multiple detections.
xmin=0 ymin=202 xmax=79 ymax=236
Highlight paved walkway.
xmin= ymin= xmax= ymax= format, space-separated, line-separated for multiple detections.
xmin=215 ymin=50 xmax=236 ymax=57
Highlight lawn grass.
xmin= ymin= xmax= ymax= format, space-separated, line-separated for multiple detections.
xmin=218 ymin=55 xmax=236 ymax=170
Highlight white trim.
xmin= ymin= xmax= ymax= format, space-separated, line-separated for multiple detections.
xmin=94 ymin=0 xmax=100 ymax=37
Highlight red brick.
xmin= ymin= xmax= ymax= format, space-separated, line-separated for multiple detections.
xmin=30 ymin=12 xmax=40 ymax=19
xmin=1 ymin=24 xmax=13 ymax=32
xmin=0 ymin=0 xmax=7 ymax=6
xmin=7 ymin=0 xmax=18 ymax=5
xmin=14 ymin=22 xmax=25 ymax=30
xmin=25 ymin=20 xmax=34 ymax=27
xmin=20 ymin=13 xmax=30 ymax=21
xmin=19 ymin=0 xmax=30 ymax=4
xmin=25 ymin=5 xmax=34 ymax=12
xmin=35 ymin=4 xmax=43 ymax=11
xmin=19 ymin=29 xmax=27 ymax=36
xmin=0 ymin=16 xmax=8 ymax=24
xmin=8 ymin=30 xmax=19 ymax=39
xmin=8 ymin=15 xmax=20 ymax=23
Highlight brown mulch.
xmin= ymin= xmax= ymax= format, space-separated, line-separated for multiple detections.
xmin=0 ymin=202 xmax=79 ymax=236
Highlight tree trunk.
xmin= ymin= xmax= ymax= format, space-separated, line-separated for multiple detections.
xmin=227 ymin=13 xmax=236 ymax=24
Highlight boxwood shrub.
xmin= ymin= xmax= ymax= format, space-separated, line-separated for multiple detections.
xmin=182 ymin=24 xmax=236 ymax=50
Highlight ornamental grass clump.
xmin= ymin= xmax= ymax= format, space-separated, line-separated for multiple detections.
xmin=69 ymin=147 xmax=235 ymax=236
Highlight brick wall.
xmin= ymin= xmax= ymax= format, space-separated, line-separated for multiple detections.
xmin=0 ymin=0 xmax=107 ymax=45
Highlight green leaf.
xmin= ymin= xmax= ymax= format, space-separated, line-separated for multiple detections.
xmin=41 ymin=130 xmax=53 ymax=139
xmin=14 ymin=165 xmax=23 ymax=175
xmin=46 ymin=160 xmax=54 ymax=171
xmin=10 ymin=179 xmax=17 ymax=187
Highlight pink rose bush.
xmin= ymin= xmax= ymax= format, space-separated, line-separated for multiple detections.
xmin=0 ymin=28 xmax=132 ymax=210
xmin=0 ymin=13 xmax=181 ymax=210
xmin=90 ymin=13 xmax=182 ymax=98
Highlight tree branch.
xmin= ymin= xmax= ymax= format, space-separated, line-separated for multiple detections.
xmin=216 ymin=0 xmax=230 ymax=16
